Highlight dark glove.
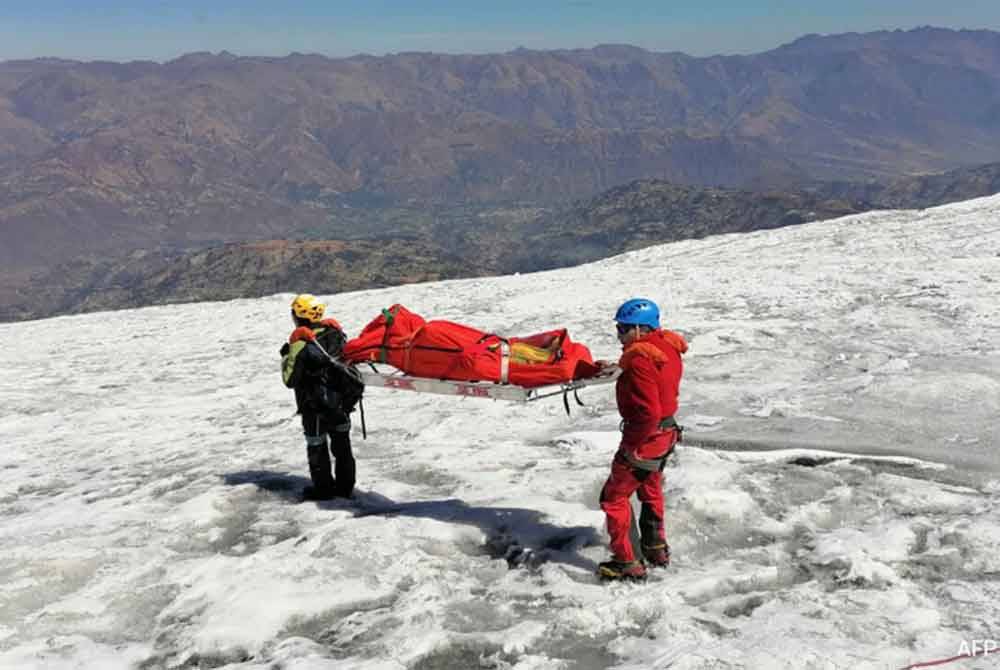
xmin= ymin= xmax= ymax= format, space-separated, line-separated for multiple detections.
xmin=279 ymin=342 xmax=290 ymax=356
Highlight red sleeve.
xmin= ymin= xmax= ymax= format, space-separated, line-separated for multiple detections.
xmin=619 ymin=356 xmax=663 ymax=449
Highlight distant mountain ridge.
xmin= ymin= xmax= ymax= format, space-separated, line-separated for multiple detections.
xmin=2 ymin=26 xmax=1000 ymax=276
xmin=3 ymin=160 xmax=997 ymax=322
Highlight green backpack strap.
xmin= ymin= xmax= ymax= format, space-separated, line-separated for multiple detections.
xmin=378 ymin=307 xmax=396 ymax=364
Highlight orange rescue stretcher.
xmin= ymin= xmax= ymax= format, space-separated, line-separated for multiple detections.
xmin=343 ymin=304 xmax=620 ymax=412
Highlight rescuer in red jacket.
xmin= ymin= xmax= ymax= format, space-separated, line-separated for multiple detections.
xmin=599 ymin=298 xmax=688 ymax=581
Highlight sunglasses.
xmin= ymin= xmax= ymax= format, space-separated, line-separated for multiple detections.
xmin=616 ymin=323 xmax=635 ymax=335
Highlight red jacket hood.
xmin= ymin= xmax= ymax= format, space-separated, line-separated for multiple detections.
xmin=619 ymin=329 xmax=688 ymax=370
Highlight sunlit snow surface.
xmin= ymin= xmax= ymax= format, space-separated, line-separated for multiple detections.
xmin=2 ymin=196 xmax=1000 ymax=669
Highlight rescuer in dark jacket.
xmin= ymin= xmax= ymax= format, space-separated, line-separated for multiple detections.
xmin=281 ymin=294 xmax=364 ymax=500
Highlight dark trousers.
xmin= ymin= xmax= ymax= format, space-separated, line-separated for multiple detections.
xmin=301 ymin=411 xmax=355 ymax=497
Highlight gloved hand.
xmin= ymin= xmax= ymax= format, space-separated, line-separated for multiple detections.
xmin=280 ymin=343 xmax=290 ymax=356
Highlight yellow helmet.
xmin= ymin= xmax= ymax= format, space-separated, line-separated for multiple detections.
xmin=291 ymin=294 xmax=325 ymax=322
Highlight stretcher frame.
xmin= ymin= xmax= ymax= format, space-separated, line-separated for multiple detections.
xmin=359 ymin=363 xmax=621 ymax=413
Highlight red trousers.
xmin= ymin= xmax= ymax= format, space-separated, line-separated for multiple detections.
xmin=600 ymin=456 xmax=667 ymax=562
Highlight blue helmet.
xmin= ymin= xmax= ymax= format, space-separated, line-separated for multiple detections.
xmin=614 ymin=298 xmax=660 ymax=329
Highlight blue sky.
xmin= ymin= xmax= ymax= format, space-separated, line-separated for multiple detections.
xmin=1 ymin=0 xmax=999 ymax=62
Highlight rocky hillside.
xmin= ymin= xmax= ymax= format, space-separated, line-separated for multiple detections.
xmin=3 ymin=27 xmax=1000 ymax=277
xmin=0 ymin=240 xmax=468 ymax=322
xmin=505 ymin=183 xmax=864 ymax=271
xmin=823 ymin=162 xmax=1000 ymax=209
xmin=7 ymin=159 xmax=998 ymax=322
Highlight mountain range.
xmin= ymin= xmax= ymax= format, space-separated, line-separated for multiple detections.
xmin=2 ymin=27 xmax=1000 ymax=320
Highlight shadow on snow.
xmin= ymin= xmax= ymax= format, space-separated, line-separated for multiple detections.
xmin=352 ymin=492 xmax=602 ymax=572
xmin=221 ymin=470 xmax=311 ymax=503
xmin=221 ymin=472 xmax=602 ymax=572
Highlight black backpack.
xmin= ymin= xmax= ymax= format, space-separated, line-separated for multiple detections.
xmin=336 ymin=363 xmax=365 ymax=413
xmin=315 ymin=326 xmax=365 ymax=413
xmin=316 ymin=326 xmax=346 ymax=359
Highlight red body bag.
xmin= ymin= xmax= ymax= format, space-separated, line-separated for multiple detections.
xmin=343 ymin=304 xmax=601 ymax=388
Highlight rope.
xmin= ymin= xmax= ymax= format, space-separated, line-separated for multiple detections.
xmin=900 ymin=648 xmax=997 ymax=670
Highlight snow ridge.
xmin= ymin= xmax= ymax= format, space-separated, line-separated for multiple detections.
xmin=1 ymin=195 xmax=998 ymax=668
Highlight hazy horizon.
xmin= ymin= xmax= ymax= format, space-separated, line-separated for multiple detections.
xmin=1 ymin=0 xmax=999 ymax=64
